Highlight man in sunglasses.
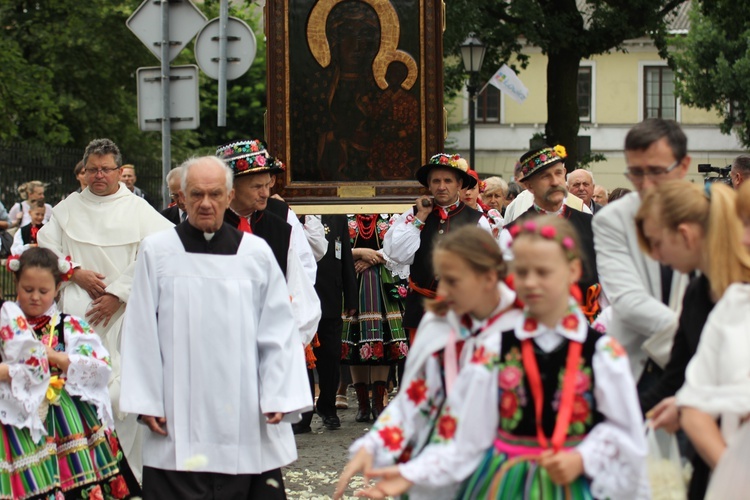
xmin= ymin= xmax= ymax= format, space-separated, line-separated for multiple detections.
xmin=592 ymin=118 xmax=691 ymax=395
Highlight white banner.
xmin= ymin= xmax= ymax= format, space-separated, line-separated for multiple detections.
xmin=487 ymin=64 xmax=529 ymax=104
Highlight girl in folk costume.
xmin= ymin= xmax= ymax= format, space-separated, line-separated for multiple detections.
xmin=334 ymin=227 xmax=523 ymax=500
xmin=342 ymin=214 xmax=409 ymax=421
xmin=2 ymin=248 xmax=140 ymax=499
xmin=359 ymin=216 xmax=648 ymax=500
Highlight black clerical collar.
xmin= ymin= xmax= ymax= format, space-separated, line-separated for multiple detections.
xmin=175 ymin=221 xmax=243 ymax=255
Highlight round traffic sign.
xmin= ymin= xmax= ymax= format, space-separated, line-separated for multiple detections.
xmin=194 ymin=17 xmax=256 ymax=80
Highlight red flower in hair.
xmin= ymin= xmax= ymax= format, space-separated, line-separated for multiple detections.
xmin=509 ymin=225 xmax=521 ymax=238
xmin=539 ymin=226 xmax=557 ymax=239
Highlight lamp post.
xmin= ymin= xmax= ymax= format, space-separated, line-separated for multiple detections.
xmin=460 ymin=35 xmax=486 ymax=170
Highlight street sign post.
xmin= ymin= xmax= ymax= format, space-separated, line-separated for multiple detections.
xmin=126 ymin=0 xmax=207 ymax=63
xmin=127 ymin=0 xmax=206 ymax=206
xmin=137 ymin=65 xmax=200 ymax=132
xmin=195 ymin=14 xmax=256 ymax=126
xmin=194 ymin=16 xmax=256 ymax=80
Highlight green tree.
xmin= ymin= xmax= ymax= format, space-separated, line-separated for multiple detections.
xmin=444 ymin=0 xmax=687 ymax=170
xmin=0 ymin=1 xmax=267 ymax=166
xmin=665 ymin=1 xmax=750 ymax=148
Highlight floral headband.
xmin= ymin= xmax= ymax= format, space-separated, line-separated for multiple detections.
xmin=6 ymin=255 xmax=74 ymax=281
xmin=517 ymin=145 xmax=567 ymax=181
xmin=509 ymin=220 xmax=577 ymax=260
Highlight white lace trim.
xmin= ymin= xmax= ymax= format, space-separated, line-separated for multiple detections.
xmin=0 ymin=441 xmax=56 ymax=472
xmin=383 ymin=253 xmax=410 ymax=280
xmin=580 ymin=425 xmax=650 ymax=499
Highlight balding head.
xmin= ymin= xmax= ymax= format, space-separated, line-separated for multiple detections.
xmin=180 ymin=157 xmax=234 ymax=233
xmin=567 ymin=169 xmax=595 ymax=207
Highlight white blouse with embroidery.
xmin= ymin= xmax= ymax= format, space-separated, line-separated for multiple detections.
xmin=397 ymin=306 xmax=650 ymax=500
xmin=348 ymin=284 xmax=522 ymax=500
xmin=0 ymin=302 xmax=51 ymax=442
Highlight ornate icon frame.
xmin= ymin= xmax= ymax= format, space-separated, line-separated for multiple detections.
xmin=265 ymin=0 xmax=445 ymax=208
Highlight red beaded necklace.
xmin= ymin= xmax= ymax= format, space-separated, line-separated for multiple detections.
xmin=356 ymin=214 xmax=377 ymax=240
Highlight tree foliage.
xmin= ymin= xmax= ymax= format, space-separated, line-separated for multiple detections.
xmin=665 ymin=0 xmax=750 ymax=147
xmin=0 ymin=0 xmax=267 ymax=165
xmin=443 ymin=0 xmax=687 ymax=169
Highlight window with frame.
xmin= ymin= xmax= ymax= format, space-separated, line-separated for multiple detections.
xmin=475 ymin=84 xmax=501 ymax=123
xmin=577 ymin=66 xmax=592 ymax=122
xmin=644 ymin=66 xmax=677 ymax=120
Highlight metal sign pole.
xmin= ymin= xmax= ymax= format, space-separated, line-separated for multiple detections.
xmin=161 ymin=0 xmax=171 ymax=208
xmin=217 ymin=0 xmax=229 ymax=126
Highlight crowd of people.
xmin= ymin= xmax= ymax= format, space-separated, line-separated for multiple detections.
xmin=0 ymin=117 xmax=747 ymax=499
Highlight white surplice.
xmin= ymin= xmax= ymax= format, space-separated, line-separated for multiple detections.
xmin=36 ymin=184 xmax=174 ymax=477
xmin=119 ymin=228 xmax=313 ymax=474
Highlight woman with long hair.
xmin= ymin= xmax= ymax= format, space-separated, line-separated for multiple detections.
xmin=635 ymin=180 xmax=750 ymax=498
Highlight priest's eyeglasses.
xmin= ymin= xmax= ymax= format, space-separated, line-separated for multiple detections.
xmin=624 ymin=160 xmax=679 ymax=180
xmin=84 ymin=166 xmax=121 ymax=175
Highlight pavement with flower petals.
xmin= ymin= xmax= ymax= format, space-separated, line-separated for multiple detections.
xmin=283 ymin=388 xmax=383 ymax=499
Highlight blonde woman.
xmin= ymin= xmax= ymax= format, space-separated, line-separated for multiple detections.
xmin=8 ymin=180 xmax=52 ymax=227
xmin=635 ymin=180 xmax=750 ymax=498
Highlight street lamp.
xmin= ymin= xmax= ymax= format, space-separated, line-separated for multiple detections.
xmin=460 ymin=34 xmax=486 ymax=170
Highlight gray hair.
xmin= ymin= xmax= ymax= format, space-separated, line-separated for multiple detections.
xmin=165 ymin=166 xmax=183 ymax=185
xmin=732 ymin=153 xmax=750 ymax=174
xmin=483 ymin=176 xmax=508 ymax=196
xmin=83 ymin=138 xmax=122 ymax=167
xmin=567 ymin=168 xmax=595 ymax=186
xmin=180 ymin=156 xmax=233 ymax=192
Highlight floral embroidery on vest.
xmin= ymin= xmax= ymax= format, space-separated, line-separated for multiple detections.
xmin=497 ymin=346 xmax=527 ymax=431
xmin=552 ymin=359 xmax=594 ymax=435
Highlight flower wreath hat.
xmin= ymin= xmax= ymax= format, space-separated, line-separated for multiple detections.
xmin=517 ymin=145 xmax=567 ymax=182
xmin=416 ymin=153 xmax=477 ymax=189
xmin=216 ymin=139 xmax=286 ymax=178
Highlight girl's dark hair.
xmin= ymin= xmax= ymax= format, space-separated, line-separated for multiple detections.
xmin=15 ymin=247 xmax=63 ymax=285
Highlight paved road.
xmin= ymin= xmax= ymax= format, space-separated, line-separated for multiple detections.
xmin=283 ymin=390 xmax=381 ymax=499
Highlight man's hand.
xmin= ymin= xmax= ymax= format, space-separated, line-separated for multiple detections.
xmin=265 ymin=412 xmax=283 ymax=424
xmin=71 ymin=268 xmax=107 ymax=299
xmin=649 ymin=396 xmax=681 ymax=433
xmin=538 ymin=450 xmax=584 ymax=485
xmin=86 ymin=293 xmax=122 ymax=327
xmin=334 ymin=447 xmax=374 ymax=499
xmin=141 ymin=415 xmax=168 ymax=436
xmin=415 ymin=196 xmax=433 ymax=222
